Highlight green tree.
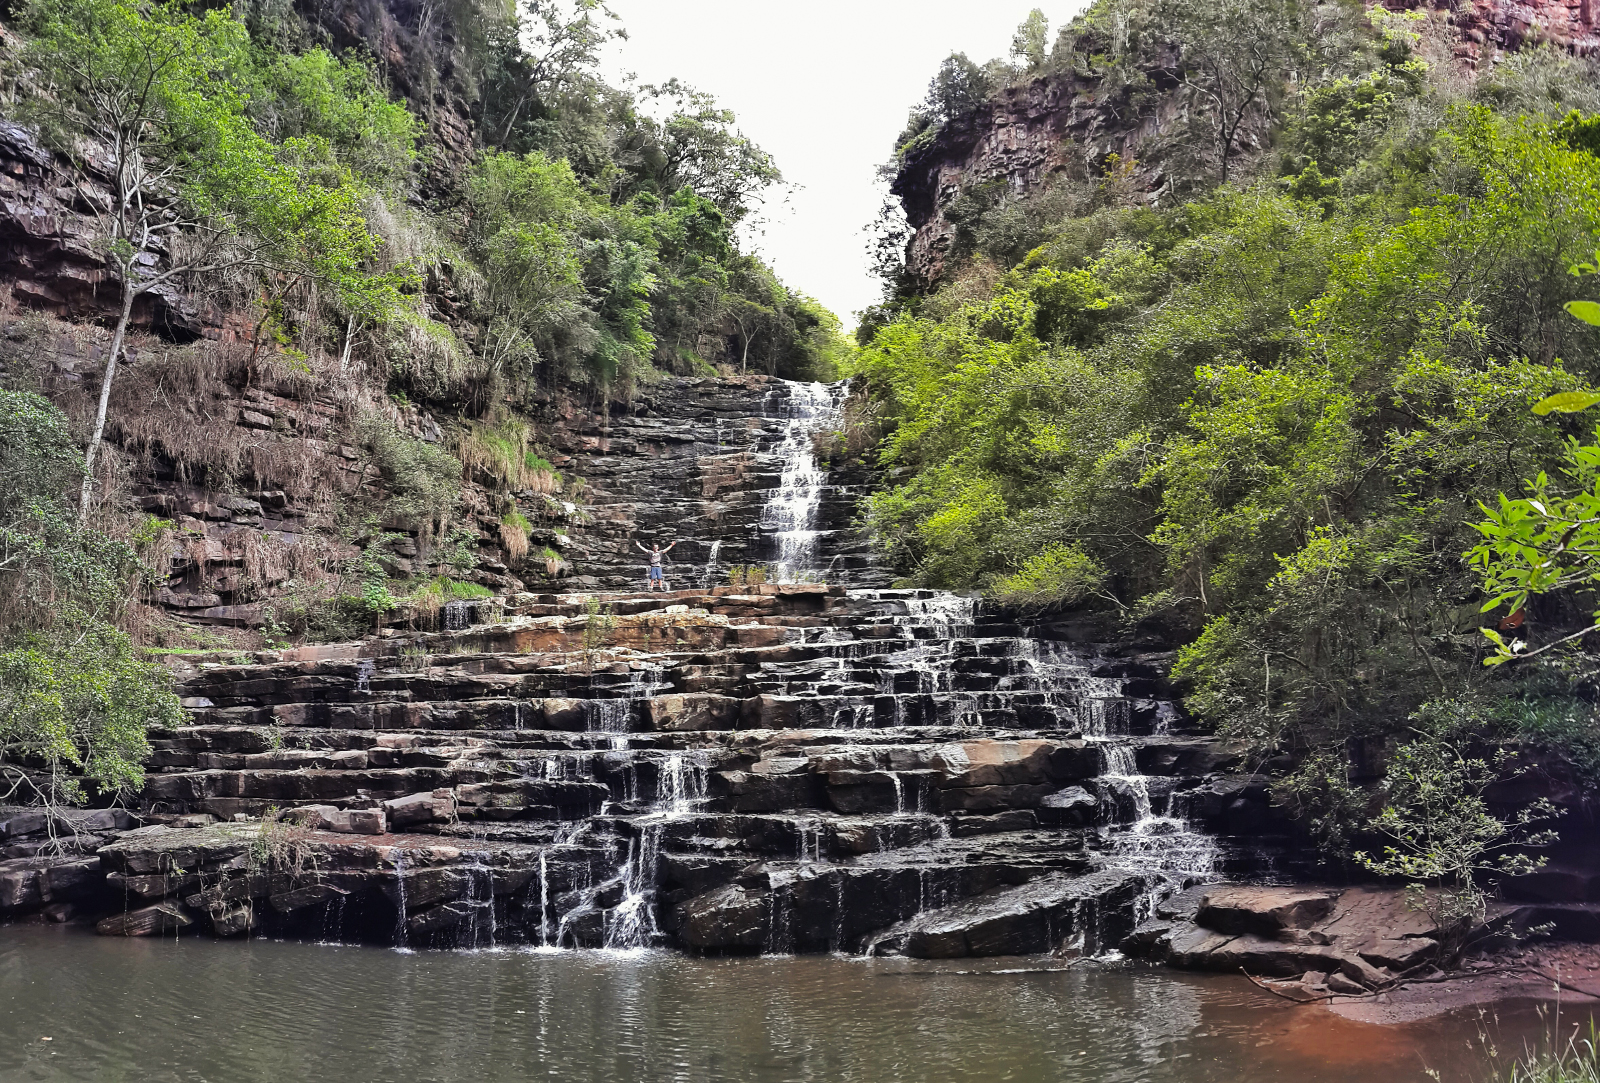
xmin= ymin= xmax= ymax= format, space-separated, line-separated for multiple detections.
xmin=923 ymin=53 xmax=991 ymax=126
xmin=478 ymin=0 xmax=623 ymax=152
xmin=1355 ymin=708 xmax=1560 ymax=929
xmin=1151 ymin=0 xmax=1309 ymax=183
xmin=1470 ymin=264 xmax=1600 ymax=664
xmin=1011 ymin=10 xmax=1049 ymax=73
xmin=22 ymin=0 xmax=404 ymax=521
xmin=623 ymin=80 xmax=783 ymax=227
xmin=0 ymin=390 xmax=181 ymax=804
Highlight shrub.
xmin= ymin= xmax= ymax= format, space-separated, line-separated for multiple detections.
xmin=354 ymin=413 xmax=461 ymax=534
xmin=990 ymin=544 xmax=1108 ymax=609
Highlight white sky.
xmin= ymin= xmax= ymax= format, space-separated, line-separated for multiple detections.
xmin=601 ymin=1 xmax=1092 ymax=327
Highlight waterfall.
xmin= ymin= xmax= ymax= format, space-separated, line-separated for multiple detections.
xmin=1099 ymin=742 xmax=1217 ymax=880
xmin=165 ymin=373 xmax=1243 ymax=959
xmin=391 ymin=850 xmax=410 ymax=950
xmin=761 ymin=381 xmax=844 ymax=582
xmin=538 ymin=850 xmax=552 ymax=948
xmin=441 ymin=600 xmax=473 ymax=630
xmin=702 ymin=539 xmax=723 ymax=589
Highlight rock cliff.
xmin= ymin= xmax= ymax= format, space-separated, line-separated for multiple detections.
xmin=893 ymin=0 xmax=1600 ymax=288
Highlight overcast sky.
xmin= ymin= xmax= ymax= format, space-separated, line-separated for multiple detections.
xmin=601 ymin=1 xmax=1091 ymax=327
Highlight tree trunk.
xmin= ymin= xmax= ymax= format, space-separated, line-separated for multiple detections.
xmin=78 ymin=283 xmax=137 ymax=524
xmin=340 ymin=313 xmax=357 ymax=376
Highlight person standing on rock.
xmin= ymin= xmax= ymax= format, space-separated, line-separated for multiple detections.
xmin=635 ymin=539 xmax=679 ymax=591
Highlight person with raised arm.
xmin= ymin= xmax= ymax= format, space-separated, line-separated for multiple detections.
xmin=634 ymin=539 xmax=679 ymax=592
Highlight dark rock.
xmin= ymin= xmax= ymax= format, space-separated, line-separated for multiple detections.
xmin=1038 ymin=786 xmax=1098 ymax=827
xmin=677 ymin=884 xmax=769 ymax=951
xmin=866 ymin=870 xmax=1155 ymax=959
xmin=383 ymin=790 xmax=456 ymax=829
xmin=97 ymin=903 xmax=193 ymax=936
xmin=1326 ymin=972 xmax=1366 ymax=995
xmin=1197 ymin=887 xmax=1339 ymax=936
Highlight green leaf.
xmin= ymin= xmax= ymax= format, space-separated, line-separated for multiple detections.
xmin=1532 ymin=390 xmax=1600 ymax=415
xmin=1565 ymin=300 xmax=1600 ymax=326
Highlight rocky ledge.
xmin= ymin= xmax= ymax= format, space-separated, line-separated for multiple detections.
xmin=1123 ymin=883 xmax=1600 ymax=1001
xmin=1 ymin=582 xmax=1302 ymax=952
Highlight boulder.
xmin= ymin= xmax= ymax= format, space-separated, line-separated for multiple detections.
xmin=383 ymin=790 xmax=457 ymax=829
xmin=1169 ymin=930 xmax=1347 ymax=977
xmin=1197 ymin=887 xmax=1339 ymax=935
xmin=1326 ymin=972 xmax=1366 ymax=995
xmin=676 ymin=884 xmax=769 ymax=951
xmin=1037 ymin=786 xmax=1098 ymax=827
xmin=1338 ymin=954 xmax=1395 ymax=989
xmin=927 ymin=740 xmax=1060 ymax=789
xmin=97 ymin=902 xmax=193 ymax=936
xmin=867 ymin=870 xmax=1154 ymax=959
xmin=1358 ymin=937 xmax=1439 ymax=970
xmin=208 ymin=904 xmax=256 ymax=938
xmin=289 ymin=806 xmax=386 ymax=835
xmin=0 ymin=865 xmax=41 ymax=910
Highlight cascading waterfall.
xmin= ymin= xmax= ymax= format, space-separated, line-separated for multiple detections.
xmin=701 ymin=539 xmax=723 ymax=589
xmin=761 ymin=381 xmax=844 ymax=582
xmin=441 ymin=600 xmax=475 ymax=630
xmin=601 ymin=750 xmax=709 ymax=950
xmin=322 ymin=376 xmax=1233 ymax=957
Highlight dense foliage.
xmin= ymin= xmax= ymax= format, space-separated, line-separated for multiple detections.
xmin=0 ymin=390 xmax=181 ymax=803
xmin=385 ymin=0 xmax=844 ymax=399
xmin=857 ymin=0 xmax=1600 ymax=880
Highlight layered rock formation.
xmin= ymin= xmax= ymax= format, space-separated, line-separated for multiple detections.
xmin=1 ymin=580 xmax=1294 ymax=951
xmin=0 ymin=383 xmax=1300 ymax=949
xmin=7 ymin=375 xmax=1600 ymax=971
xmin=19 ymin=361 xmax=885 ymax=628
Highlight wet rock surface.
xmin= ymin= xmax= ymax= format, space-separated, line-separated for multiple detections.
xmin=3 ymin=375 xmax=1565 ymax=970
xmin=0 ymin=377 xmax=1296 ymax=953
xmin=2 ymin=579 xmax=1297 ymax=951
xmin=73 ymin=576 xmax=1274 ymax=952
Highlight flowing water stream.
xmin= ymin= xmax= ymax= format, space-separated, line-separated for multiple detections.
xmin=761 ymin=381 xmax=843 ymax=582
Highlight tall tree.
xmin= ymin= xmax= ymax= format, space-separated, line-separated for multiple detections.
xmin=478 ymin=0 xmax=624 ymax=151
xmin=1011 ymin=10 xmax=1050 ymax=73
xmin=1152 ymin=0 xmax=1308 ymax=183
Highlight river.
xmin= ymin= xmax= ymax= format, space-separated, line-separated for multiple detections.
xmin=0 ymin=925 xmax=1575 ymax=1082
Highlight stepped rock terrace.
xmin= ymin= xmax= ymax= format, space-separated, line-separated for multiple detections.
xmin=4 ymin=581 xmax=1294 ymax=957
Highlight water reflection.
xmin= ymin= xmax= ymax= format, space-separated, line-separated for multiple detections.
xmin=0 ymin=926 xmax=1577 ymax=1082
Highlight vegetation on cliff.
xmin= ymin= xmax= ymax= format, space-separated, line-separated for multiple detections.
xmin=859 ymin=1 xmax=1600 ymax=899
xmin=0 ymin=0 xmax=846 ymax=802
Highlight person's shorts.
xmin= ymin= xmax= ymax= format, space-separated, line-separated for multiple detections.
xmin=648 ymin=566 xmax=663 ymax=580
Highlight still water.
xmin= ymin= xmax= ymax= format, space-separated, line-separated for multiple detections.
xmin=0 ymin=925 xmax=1567 ymax=1082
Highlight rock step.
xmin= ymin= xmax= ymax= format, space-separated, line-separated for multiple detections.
xmin=864 ymin=868 xmax=1158 ymax=958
